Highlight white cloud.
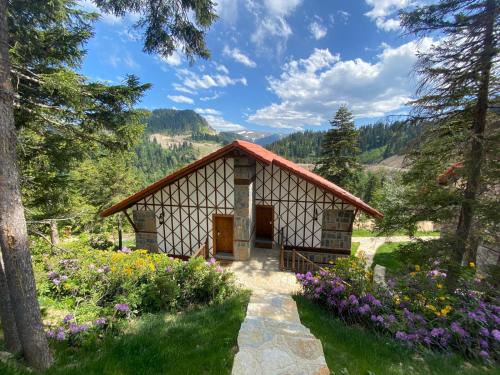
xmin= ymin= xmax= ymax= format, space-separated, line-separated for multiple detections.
xmin=246 ymin=0 xmax=303 ymax=57
xmin=168 ymin=95 xmax=194 ymax=104
xmin=195 ymin=108 xmax=245 ymax=132
xmin=172 ymin=83 xmax=197 ymax=95
xmin=248 ymin=39 xmax=434 ymax=129
xmin=178 ymin=69 xmax=247 ymax=90
xmin=156 ymin=50 xmax=182 ymax=68
xmin=215 ymin=63 xmax=229 ymax=74
xmin=223 ymin=46 xmax=257 ymax=67
xmin=107 ymin=53 xmax=139 ymax=69
xmin=309 ymin=19 xmax=327 ymax=40
xmin=364 ymin=0 xmax=411 ymax=31
xmin=200 ymin=92 xmax=222 ymax=101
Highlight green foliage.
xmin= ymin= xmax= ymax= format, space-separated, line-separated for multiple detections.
xmin=371 ymin=242 xmax=408 ymax=273
xmin=266 ymin=130 xmax=324 ymax=163
xmin=94 ymin=0 xmax=217 ymax=61
xmin=31 ymin=238 xmax=237 ymax=324
xmin=133 ymin=136 xmax=197 ymax=184
xmin=315 ymin=106 xmax=361 ymax=188
xmin=144 ymin=109 xmax=214 ymax=135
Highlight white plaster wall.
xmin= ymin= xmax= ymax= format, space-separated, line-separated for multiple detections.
xmin=255 ymin=162 xmax=353 ymax=248
xmin=134 ymin=158 xmax=234 ymax=256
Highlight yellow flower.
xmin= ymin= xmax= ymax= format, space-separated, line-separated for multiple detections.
xmin=394 ymin=296 xmax=401 ymax=305
xmin=415 ymin=265 xmax=421 ymax=272
xmin=439 ymin=296 xmax=446 ymax=301
xmin=403 ymin=295 xmax=410 ymax=301
xmin=426 ymin=304 xmax=437 ymax=312
xmin=410 ymin=272 xmax=416 ymax=277
xmin=124 ymin=267 xmax=133 ymax=275
xmin=469 ymin=262 xmax=475 ymax=268
xmin=436 ymin=283 xmax=443 ymax=289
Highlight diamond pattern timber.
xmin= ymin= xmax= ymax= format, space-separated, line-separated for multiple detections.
xmin=134 ymin=158 xmax=234 ymax=257
xmin=255 ymin=162 xmax=354 ymax=249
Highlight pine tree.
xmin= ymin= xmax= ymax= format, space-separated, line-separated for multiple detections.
xmin=315 ymin=106 xmax=361 ymax=188
xmin=401 ymin=0 xmax=499 ymax=289
xmin=0 ymin=0 xmax=217 ymax=369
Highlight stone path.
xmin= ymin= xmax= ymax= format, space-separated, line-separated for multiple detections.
xmin=228 ymin=248 xmax=329 ymax=374
xmin=228 ymin=247 xmax=300 ymax=294
xmin=353 ymin=235 xmax=437 ymax=267
xmin=231 ymin=291 xmax=329 ymax=375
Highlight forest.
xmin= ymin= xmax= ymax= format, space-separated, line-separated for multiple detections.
xmin=266 ymin=121 xmax=424 ymax=164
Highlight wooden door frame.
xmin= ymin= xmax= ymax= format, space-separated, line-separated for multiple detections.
xmin=212 ymin=214 xmax=234 ymax=254
xmin=255 ymin=204 xmax=274 ymax=240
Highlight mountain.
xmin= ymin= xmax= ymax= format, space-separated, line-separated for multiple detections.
xmin=144 ymin=109 xmax=216 ymax=135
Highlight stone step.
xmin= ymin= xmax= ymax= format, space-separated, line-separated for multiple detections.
xmin=239 ymin=317 xmax=313 ymax=339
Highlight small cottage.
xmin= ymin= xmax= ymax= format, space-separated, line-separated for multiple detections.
xmin=101 ymin=140 xmax=382 ymax=264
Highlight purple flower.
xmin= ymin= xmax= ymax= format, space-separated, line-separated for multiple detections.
xmin=119 ymin=247 xmax=131 ymax=254
xmin=208 ymin=257 xmax=216 ymax=265
xmin=479 ymin=328 xmax=489 ymax=337
xmin=46 ymin=330 xmax=56 ymax=338
xmin=47 ymin=271 xmax=58 ymax=280
xmin=431 ymin=327 xmax=445 ymax=337
xmin=52 ymin=278 xmax=61 ymax=286
xmin=332 ymin=284 xmax=345 ymax=294
xmin=395 ymin=331 xmax=408 ymax=340
xmin=348 ymin=295 xmax=359 ymax=306
xmin=114 ymin=303 xmax=130 ymax=312
xmin=215 ymin=265 xmax=224 ymax=273
xmin=56 ymin=330 xmax=66 ymax=341
xmin=480 ymin=339 xmax=489 ymax=349
xmin=165 ymin=266 xmax=173 ymax=273
xmin=492 ymin=329 xmax=500 ymax=341
xmin=450 ymin=322 xmax=469 ymax=337
xmin=69 ymin=323 xmax=80 ymax=334
xmin=63 ymin=314 xmax=74 ymax=323
xmin=358 ymin=304 xmax=371 ymax=315
xmin=95 ymin=317 xmax=107 ymax=326
xmin=479 ymin=350 xmax=489 ymax=358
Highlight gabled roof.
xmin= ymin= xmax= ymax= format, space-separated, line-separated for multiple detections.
xmin=101 ymin=140 xmax=383 ymax=218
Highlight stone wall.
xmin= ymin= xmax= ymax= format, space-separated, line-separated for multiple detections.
xmin=233 ymin=156 xmax=256 ymax=260
xmin=320 ymin=209 xmax=353 ymax=250
xmin=133 ymin=210 xmax=158 ymax=252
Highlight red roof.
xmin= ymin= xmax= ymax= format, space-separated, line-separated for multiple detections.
xmin=101 ymin=140 xmax=383 ymax=218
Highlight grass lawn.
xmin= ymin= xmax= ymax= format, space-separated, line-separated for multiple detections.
xmin=352 ymin=229 xmax=440 ymax=237
xmin=371 ymin=242 xmax=407 ymax=273
xmin=0 ymin=291 xmax=249 ymax=375
xmin=351 ymin=241 xmax=360 ymax=255
xmin=294 ymin=296 xmax=496 ymax=375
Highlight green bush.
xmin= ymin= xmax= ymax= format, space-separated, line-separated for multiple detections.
xmin=30 ymin=238 xmax=237 ymax=344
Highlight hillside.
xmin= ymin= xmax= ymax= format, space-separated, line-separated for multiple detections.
xmin=144 ymin=109 xmax=216 ymax=135
xmin=266 ymin=121 xmax=423 ymax=165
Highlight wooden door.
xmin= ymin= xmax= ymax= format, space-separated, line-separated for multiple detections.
xmin=213 ymin=216 xmax=233 ymax=254
xmin=256 ymin=205 xmax=273 ymax=240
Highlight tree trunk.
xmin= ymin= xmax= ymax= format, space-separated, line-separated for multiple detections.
xmin=50 ymin=220 xmax=59 ymax=246
xmin=446 ymin=0 xmax=496 ymax=291
xmin=0 ymin=246 xmax=21 ymax=354
xmin=0 ymin=0 xmax=53 ymax=369
xmin=118 ymin=214 xmax=123 ymax=250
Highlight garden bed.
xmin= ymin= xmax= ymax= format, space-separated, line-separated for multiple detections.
xmin=295 ymin=295 xmax=495 ymax=375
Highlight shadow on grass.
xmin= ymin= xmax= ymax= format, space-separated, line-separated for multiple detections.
xmin=294 ymin=295 xmax=494 ymax=375
xmin=0 ymin=291 xmax=250 ymax=375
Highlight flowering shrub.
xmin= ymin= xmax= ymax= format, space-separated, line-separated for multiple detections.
xmin=31 ymin=239 xmax=236 ymax=344
xmin=297 ymin=255 xmax=499 ymax=363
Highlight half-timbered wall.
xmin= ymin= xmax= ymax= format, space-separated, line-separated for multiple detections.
xmin=133 ymin=158 xmax=234 ymax=256
xmin=255 ymin=162 xmax=354 ymax=250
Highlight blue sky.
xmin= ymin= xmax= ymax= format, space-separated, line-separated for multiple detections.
xmin=79 ymin=0 xmax=431 ymax=134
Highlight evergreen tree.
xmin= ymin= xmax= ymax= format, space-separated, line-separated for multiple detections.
xmin=378 ymin=0 xmax=499 ymax=290
xmin=0 ymin=0 xmax=217 ymax=368
xmin=315 ymin=106 xmax=361 ymax=188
